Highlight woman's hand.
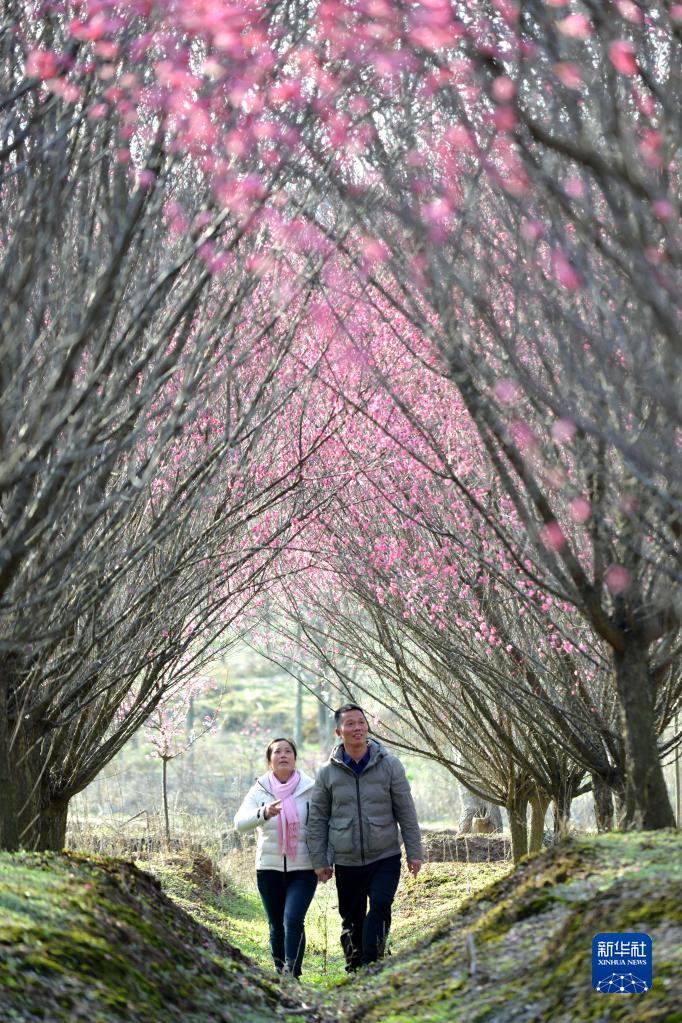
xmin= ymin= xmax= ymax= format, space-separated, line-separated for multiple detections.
xmin=264 ymin=800 xmax=282 ymax=820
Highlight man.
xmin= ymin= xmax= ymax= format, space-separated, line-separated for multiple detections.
xmin=307 ymin=704 xmax=424 ymax=972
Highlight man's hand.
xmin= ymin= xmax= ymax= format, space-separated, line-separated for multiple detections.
xmin=407 ymin=858 xmax=423 ymax=877
xmin=264 ymin=800 xmax=282 ymax=820
xmin=315 ymin=867 xmax=333 ymax=883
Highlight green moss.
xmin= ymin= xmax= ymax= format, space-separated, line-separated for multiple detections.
xmin=2 ymin=834 xmax=681 ymax=1023
xmin=0 ymin=851 xmax=303 ymax=1023
xmin=331 ymin=832 xmax=682 ymax=1023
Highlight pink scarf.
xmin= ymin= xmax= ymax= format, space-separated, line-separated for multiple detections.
xmin=269 ymin=770 xmax=301 ymax=860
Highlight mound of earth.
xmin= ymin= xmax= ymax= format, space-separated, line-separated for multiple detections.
xmin=339 ymin=830 xmax=682 ymax=1023
xmin=0 ymin=851 xmax=311 ymax=1023
xmin=3 ymin=832 xmax=680 ymax=1023
xmin=421 ymin=829 xmax=511 ymax=862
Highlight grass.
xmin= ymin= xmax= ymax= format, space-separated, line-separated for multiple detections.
xmin=0 ymin=850 xmax=312 ymax=1023
xmin=2 ymin=831 xmax=680 ymax=1022
xmin=146 ymin=845 xmax=511 ymax=988
xmin=334 ymin=830 xmax=682 ymax=1023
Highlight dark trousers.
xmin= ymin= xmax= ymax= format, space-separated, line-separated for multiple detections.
xmin=256 ymin=869 xmax=317 ymax=977
xmin=334 ymin=853 xmax=401 ymax=971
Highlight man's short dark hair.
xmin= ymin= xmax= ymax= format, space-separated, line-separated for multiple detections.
xmin=334 ymin=703 xmax=369 ymax=727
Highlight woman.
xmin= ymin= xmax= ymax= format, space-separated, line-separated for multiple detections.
xmin=234 ymin=737 xmax=317 ymax=979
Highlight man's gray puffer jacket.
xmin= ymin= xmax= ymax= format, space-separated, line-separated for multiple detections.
xmin=307 ymin=738 xmax=424 ymax=868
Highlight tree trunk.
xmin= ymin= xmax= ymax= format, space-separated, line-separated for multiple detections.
xmin=162 ymin=757 xmax=171 ymax=851
xmin=506 ymin=785 xmax=529 ymax=863
xmin=2 ymin=711 xmax=47 ymax=850
xmin=529 ymin=789 xmax=550 ymax=853
xmin=36 ymin=802 xmax=69 ymax=851
xmin=592 ymin=772 xmax=614 ymax=832
xmin=553 ymin=788 xmax=572 ymax=842
xmin=0 ymin=706 xmax=70 ymax=851
xmin=613 ymin=778 xmax=628 ymax=829
xmin=507 ymin=804 xmax=528 ymax=863
xmin=0 ymin=675 xmax=20 ymax=850
xmin=458 ymin=783 xmax=503 ymax=832
xmin=613 ymin=642 xmax=675 ymax=829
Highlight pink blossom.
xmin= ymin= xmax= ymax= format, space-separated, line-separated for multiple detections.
xmin=137 ymin=169 xmax=156 ymax=189
xmin=640 ymin=129 xmax=662 ymax=169
xmin=553 ymin=62 xmax=583 ymax=90
xmin=94 ymin=40 xmax=119 ymax=60
xmin=552 ymin=249 xmax=582 ymax=290
xmin=643 ymin=247 xmax=665 ymax=266
xmin=361 ymin=237 xmax=389 ymax=266
xmin=26 ymin=49 xmax=60 ymax=80
xmin=557 ymin=14 xmax=592 ymax=39
xmin=615 ymin=1 xmax=643 ymax=25
xmin=510 ymin=419 xmax=537 ymax=454
xmin=420 ymin=197 xmax=453 ymax=241
xmin=569 ymin=497 xmax=591 ymax=523
xmin=605 ymin=565 xmax=631 ymax=595
xmin=492 ymin=76 xmax=516 ymax=103
xmin=634 ymin=90 xmax=656 ymax=118
xmin=551 ymin=418 xmax=576 ymax=444
xmin=87 ymin=102 xmax=108 ymax=120
xmin=652 ymin=199 xmax=675 ymax=221
xmin=541 ymin=521 xmax=566 ymax=552
xmin=608 ymin=40 xmax=637 ymax=76
xmin=494 ymin=378 xmax=521 ymax=405
xmin=492 ymin=107 xmax=517 ymax=132
xmin=69 ymin=15 xmax=108 ymax=42
xmin=46 ymin=79 xmax=81 ymax=103
xmin=520 ymin=219 xmax=544 ymax=242
xmin=564 ymin=176 xmax=584 ymax=200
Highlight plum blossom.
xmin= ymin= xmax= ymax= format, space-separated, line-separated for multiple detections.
xmin=551 ymin=418 xmax=576 ymax=444
xmin=569 ymin=498 xmax=591 ymax=523
xmin=557 ymin=14 xmax=592 ymax=39
xmin=541 ymin=521 xmax=566 ymax=552
xmin=26 ymin=49 xmax=60 ymax=80
xmin=605 ymin=565 xmax=631 ymax=595
xmin=608 ymin=40 xmax=638 ymax=76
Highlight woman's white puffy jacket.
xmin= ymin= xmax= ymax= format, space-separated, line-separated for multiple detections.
xmin=233 ymin=771 xmax=315 ymax=871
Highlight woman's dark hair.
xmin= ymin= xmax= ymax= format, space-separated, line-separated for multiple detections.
xmin=265 ymin=737 xmax=298 ymax=764
xmin=334 ymin=703 xmax=368 ymax=726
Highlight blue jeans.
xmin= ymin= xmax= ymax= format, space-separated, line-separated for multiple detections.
xmin=334 ymin=853 xmax=401 ymax=970
xmin=256 ymin=869 xmax=317 ymax=977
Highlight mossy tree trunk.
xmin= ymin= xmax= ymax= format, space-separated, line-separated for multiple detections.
xmin=529 ymin=788 xmax=551 ymax=853
xmin=612 ymin=641 xmax=675 ymax=829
